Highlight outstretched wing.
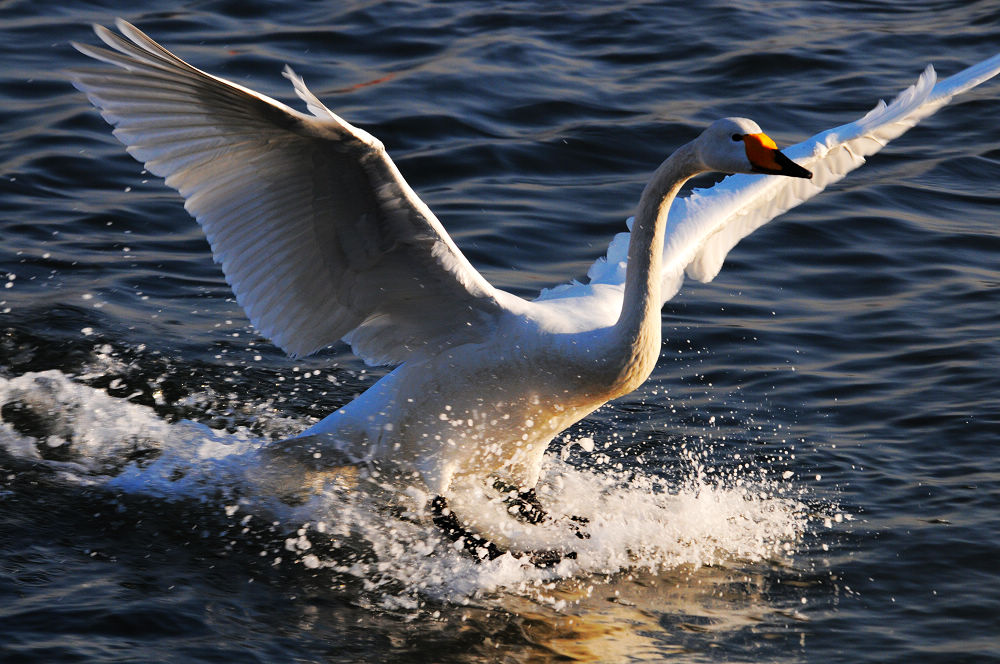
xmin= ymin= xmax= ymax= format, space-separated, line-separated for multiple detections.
xmin=71 ymin=19 xmax=506 ymax=365
xmin=539 ymin=53 xmax=1000 ymax=315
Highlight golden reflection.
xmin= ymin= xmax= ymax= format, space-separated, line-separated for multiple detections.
xmin=454 ymin=563 xmax=795 ymax=663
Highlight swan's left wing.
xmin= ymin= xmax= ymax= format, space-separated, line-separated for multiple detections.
xmin=540 ymin=53 xmax=1000 ymax=313
xmin=70 ymin=20 xmax=507 ymax=365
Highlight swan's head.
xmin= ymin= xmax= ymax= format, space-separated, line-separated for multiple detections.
xmin=698 ymin=117 xmax=812 ymax=179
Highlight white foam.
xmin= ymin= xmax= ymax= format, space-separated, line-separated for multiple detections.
xmin=0 ymin=369 xmax=808 ymax=609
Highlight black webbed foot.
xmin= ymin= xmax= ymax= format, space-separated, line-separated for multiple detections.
xmin=431 ymin=494 xmax=584 ymax=566
xmin=493 ymin=480 xmax=591 ymax=540
xmin=431 ymin=495 xmax=505 ymax=561
xmin=569 ymin=514 xmax=591 ymax=540
xmin=527 ymin=548 xmax=576 ymax=567
xmin=493 ymin=480 xmax=547 ymax=524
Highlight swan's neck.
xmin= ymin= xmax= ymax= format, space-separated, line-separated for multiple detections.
xmin=611 ymin=140 xmax=705 ymax=386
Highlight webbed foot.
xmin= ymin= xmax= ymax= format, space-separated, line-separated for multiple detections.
xmin=431 ymin=494 xmax=583 ymax=566
xmin=431 ymin=495 xmax=505 ymax=560
xmin=493 ymin=480 xmax=548 ymax=524
xmin=493 ymin=480 xmax=591 ymax=540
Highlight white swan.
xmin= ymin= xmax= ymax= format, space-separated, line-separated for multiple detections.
xmin=72 ymin=21 xmax=1000 ymax=552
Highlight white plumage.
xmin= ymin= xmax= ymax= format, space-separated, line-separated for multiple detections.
xmin=72 ymin=20 xmax=1000 ymax=547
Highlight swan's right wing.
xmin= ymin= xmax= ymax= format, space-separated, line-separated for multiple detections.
xmin=540 ymin=53 xmax=1000 ymax=312
xmin=71 ymin=20 xmax=506 ymax=365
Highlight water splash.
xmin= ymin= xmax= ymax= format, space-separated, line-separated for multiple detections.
xmin=0 ymin=369 xmax=810 ymax=611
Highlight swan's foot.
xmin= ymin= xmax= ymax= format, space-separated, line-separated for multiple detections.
xmin=431 ymin=495 xmax=505 ymax=561
xmin=493 ymin=480 xmax=591 ymax=540
xmin=493 ymin=480 xmax=547 ymax=524
xmin=431 ymin=495 xmax=580 ymax=567
xmin=568 ymin=514 xmax=591 ymax=541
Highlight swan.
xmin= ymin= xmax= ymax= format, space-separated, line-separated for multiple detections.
xmin=71 ymin=21 xmax=1000 ymax=557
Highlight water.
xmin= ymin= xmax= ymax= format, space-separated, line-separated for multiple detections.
xmin=2 ymin=1 xmax=999 ymax=661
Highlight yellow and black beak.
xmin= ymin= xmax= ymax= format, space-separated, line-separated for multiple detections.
xmin=743 ymin=133 xmax=812 ymax=179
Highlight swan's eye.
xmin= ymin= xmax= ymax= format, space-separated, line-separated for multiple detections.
xmin=731 ymin=133 xmax=743 ymax=142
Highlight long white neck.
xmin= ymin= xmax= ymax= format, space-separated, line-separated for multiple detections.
xmin=611 ymin=140 xmax=705 ymax=382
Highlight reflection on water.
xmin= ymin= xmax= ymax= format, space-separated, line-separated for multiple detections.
xmin=488 ymin=565 xmax=796 ymax=662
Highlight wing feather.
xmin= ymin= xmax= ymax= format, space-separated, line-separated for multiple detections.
xmin=539 ymin=54 xmax=1000 ymax=315
xmin=71 ymin=20 xmax=506 ymax=363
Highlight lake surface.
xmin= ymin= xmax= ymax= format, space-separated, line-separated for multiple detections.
xmin=2 ymin=1 xmax=999 ymax=662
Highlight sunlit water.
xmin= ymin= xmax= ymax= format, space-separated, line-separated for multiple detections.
xmin=2 ymin=1 xmax=999 ymax=662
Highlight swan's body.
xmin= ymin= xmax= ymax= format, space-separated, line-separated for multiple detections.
xmin=72 ymin=21 xmax=1000 ymax=548
xmin=296 ymin=131 xmax=809 ymax=495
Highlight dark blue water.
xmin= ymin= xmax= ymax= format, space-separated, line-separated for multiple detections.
xmin=3 ymin=1 xmax=1000 ymax=662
